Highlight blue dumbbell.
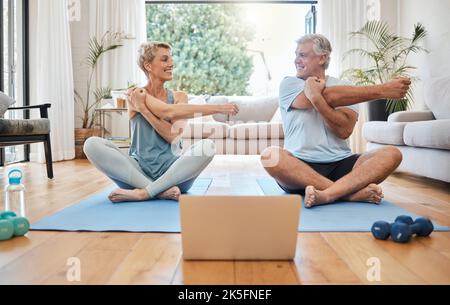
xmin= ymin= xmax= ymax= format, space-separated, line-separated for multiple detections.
xmin=391 ymin=217 xmax=434 ymax=243
xmin=371 ymin=215 xmax=417 ymax=241
xmin=371 ymin=221 xmax=393 ymax=240
xmin=0 ymin=212 xmax=30 ymax=237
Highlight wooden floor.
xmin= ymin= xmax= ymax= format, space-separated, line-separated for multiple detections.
xmin=0 ymin=155 xmax=449 ymax=285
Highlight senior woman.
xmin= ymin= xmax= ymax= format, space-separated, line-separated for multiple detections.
xmin=84 ymin=41 xmax=238 ymax=202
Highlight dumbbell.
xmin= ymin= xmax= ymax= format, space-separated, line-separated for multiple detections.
xmin=371 ymin=215 xmax=424 ymax=241
xmin=371 ymin=221 xmax=393 ymax=240
xmin=390 ymin=217 xmax=434 ymax=243
xmin=0 ymin=219 xmax=14 ymax=241
xmin=0 ymin=211 xmax=30 ymax=237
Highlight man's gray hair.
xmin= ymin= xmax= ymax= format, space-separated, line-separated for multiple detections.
xmin=296 ymin=34 xmax=332 ymax=70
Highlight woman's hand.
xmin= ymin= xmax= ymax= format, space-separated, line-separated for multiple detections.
xmin=127 ymin=87 xmax=147 ymax=113
xmin=219 ymin=103 xmax=240 ymax=116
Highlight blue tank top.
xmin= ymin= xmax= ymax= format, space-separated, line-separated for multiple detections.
xmin=129 ymin=90 xmax=182 ymax=180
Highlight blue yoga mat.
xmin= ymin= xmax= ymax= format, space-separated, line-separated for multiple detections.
xmin=31 ymin=179 xmax=212 ymax=233
xmin=257 ymin=178 xmax=450 ymax=232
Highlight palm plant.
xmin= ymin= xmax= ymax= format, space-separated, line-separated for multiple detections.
xmin=342 ymin=20 xmax=428 ymax=114
xmin=75 ymin=31 xmax=130 ymax=129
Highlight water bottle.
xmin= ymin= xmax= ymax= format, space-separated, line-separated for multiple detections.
xmin=4 ymin=169 xmax=26 ymax=217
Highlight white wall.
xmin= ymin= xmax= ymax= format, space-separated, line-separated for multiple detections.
xmin=396 ymin=0 xmax=450 ymax=110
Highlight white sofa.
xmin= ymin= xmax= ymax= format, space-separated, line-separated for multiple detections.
xmin=182 ymin=95 xmax=284 ymax=155
xmin=363 ymin=76 xmax=450 ymax=182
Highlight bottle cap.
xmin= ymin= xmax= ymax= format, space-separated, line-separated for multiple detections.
xmin=8 ymin=169 xmax=22 ymax=185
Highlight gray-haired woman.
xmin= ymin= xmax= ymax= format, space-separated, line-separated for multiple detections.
xmin=84 ymin=42 xmax=238 ymax=202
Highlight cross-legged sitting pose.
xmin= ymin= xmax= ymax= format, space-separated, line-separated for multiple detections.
xmin=261 ymin=34 xmax=409 ymax=208
xmin=84 ymin=41 xmax=239 ymax=202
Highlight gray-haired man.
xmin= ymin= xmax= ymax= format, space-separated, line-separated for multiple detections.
xmin=262 ymin=34 xmax=410 ymax=208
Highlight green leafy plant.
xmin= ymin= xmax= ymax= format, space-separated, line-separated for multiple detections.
xmin=75 ymin=31 xmax=131 ymax=128
xmin=146 ymin=3 xmax=254 ymax=95
xmin=342 ymin=20 xmax=428 ymax=114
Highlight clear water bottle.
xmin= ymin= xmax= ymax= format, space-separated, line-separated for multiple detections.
xmin=4 ymin=169 xmax=26 ymax=217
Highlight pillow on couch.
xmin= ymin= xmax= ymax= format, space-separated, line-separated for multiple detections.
xmin=0 ymin=91 xmax=15 ymax=118
xmin=424 ymin=75 xmax=450 ymax=119
xmin=226 ymin=96 xmax=279 ymax=124
xmin=207 ymin=96 xmax=229 ymax=123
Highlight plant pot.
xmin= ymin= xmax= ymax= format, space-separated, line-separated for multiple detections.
xmin=74 ymin=128 xmax=101 ymax=159
xmin=367 ymin=99 xmax=390 ymax=122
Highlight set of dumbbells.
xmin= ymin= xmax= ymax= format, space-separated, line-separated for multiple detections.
xmin=0 ymin=212 xmax=30 ymax=241
xmin=371 ymin=215 xmax=434 ymax=243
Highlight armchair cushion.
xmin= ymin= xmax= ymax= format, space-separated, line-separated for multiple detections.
xmin=404 ymin=119 xmax=450 ymax=150
xmin=388 ymin=111 xmax=435 ymax=123
xmin=0 ymin=118 xmax=50 ymax=136
xmin=0 ymin=91 xmax=15 ymax=118
xmin=363 ymin=121 xmax=407 ymax=145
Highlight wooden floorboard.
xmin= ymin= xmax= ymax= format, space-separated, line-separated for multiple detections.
xmin=0 ymin=156 xmax=449 ymax=285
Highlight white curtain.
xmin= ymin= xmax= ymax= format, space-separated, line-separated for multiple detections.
xmin=29 ymin=0 xmax=75 ymax=162
xmin=88 ymin=0 xmax=147 ymax=138
xmin=89 ymin=0 xmax=147 ymax=90
xmin=318 ymin=0 xmax=377 ymax=153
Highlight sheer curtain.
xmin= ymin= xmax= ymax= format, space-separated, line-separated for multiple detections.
xmin=88 ymin=0 xmax=147 ymax=138
xmin=89 ymin=0 xmax=147 ymax=90
xmin=318 ymin=0 xmax=376 ymax=153
xmin=29 ymin=0 xmax=75 ymax=162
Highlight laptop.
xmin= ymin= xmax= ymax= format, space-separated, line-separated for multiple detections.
xmin=180 ymin=196 xmax=301 ymax=261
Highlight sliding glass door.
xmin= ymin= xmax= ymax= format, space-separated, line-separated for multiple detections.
xmin=1 ymin=0 xmax=28 ymax=165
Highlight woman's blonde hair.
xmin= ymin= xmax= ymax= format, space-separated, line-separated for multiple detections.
xmin=137 ymin=41 xmax=172 ymax=77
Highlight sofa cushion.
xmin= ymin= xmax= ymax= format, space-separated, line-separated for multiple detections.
xmin=271 ymin=108 xmax=282 ymax=123
xmin=182 ymin=121 xmax=230 ymax=139
xmin=388 ymin=111 xmax=435 ymax=123
xmin=424 ymin=76 xmax=450 ymax=119
xmin=363 ymin=121 xmax=406 ymax=145
xmin=229 ymin=122 xmax=284 ymax=140
xmin=0 ymin=118 xmax=50 ymax=135
xmin=226 ymin=96 xmax=279 ymax=124
xmin=0 ymin=91 xmax=15 ymax=118
xmin=404 ymin=119 xmax=450 ymax=150
xmin=207 ymin=96 xmax=229 ymax=123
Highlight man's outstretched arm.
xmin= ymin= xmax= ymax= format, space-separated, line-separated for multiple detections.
xmin=291 ymin=77 xmax=411 ymax=110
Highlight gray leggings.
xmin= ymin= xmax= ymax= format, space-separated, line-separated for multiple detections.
xmin=83 ymin=137 xmax=215 ymax=198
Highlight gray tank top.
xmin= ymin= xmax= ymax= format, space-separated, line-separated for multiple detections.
xmin=129 ymin=90 xmax=182 ymax=180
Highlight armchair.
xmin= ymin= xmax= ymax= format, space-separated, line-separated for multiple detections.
xmin=0 ymin=104 xmax=53 ymax=179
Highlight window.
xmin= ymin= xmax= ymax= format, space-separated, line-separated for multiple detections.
xmin=145 ymin=1 xmax=317 ymax=96
xmin=1 ymin=0 xmax=29 ymax=166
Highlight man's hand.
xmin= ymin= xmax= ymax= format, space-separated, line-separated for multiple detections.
xmin=304 ymin=77 xmax=326 ymax=103
xmin=382 ymin=77 xmax=411 ymax=99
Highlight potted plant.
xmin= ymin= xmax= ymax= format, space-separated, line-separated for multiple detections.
xmin=74 ymin=31 xmax=131 ymax=159
xmin=342 ymin=20 xmax=428 ymax=121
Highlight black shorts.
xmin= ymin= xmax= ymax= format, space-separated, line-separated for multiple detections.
xmin=278 ymin=154 xmax=361 ymax=195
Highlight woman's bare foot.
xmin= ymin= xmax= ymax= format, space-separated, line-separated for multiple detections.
xmin=108 ymin=188 xmax=150 ymax=203
xmin=345 ymin=184 xmax=384 ymax=204
xmin=304 ymin=186 xmax=332 ymax=209
xmin=156 ymin=186 xmax=181 ymax=201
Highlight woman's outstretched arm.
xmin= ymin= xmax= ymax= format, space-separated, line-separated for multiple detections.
xmin=130 ymin=88 xmax=239 ymax=121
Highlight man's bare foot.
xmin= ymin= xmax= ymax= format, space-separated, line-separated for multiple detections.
xmin=108 ymin=188 xmax=150 ymax=203
xmin=156 ymin=186 xmax=181 ymax=201
xmin=345 ymin=184 xmax=384 ymax=204
xmin=304 ymin=186 xmax=332 ymax=209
